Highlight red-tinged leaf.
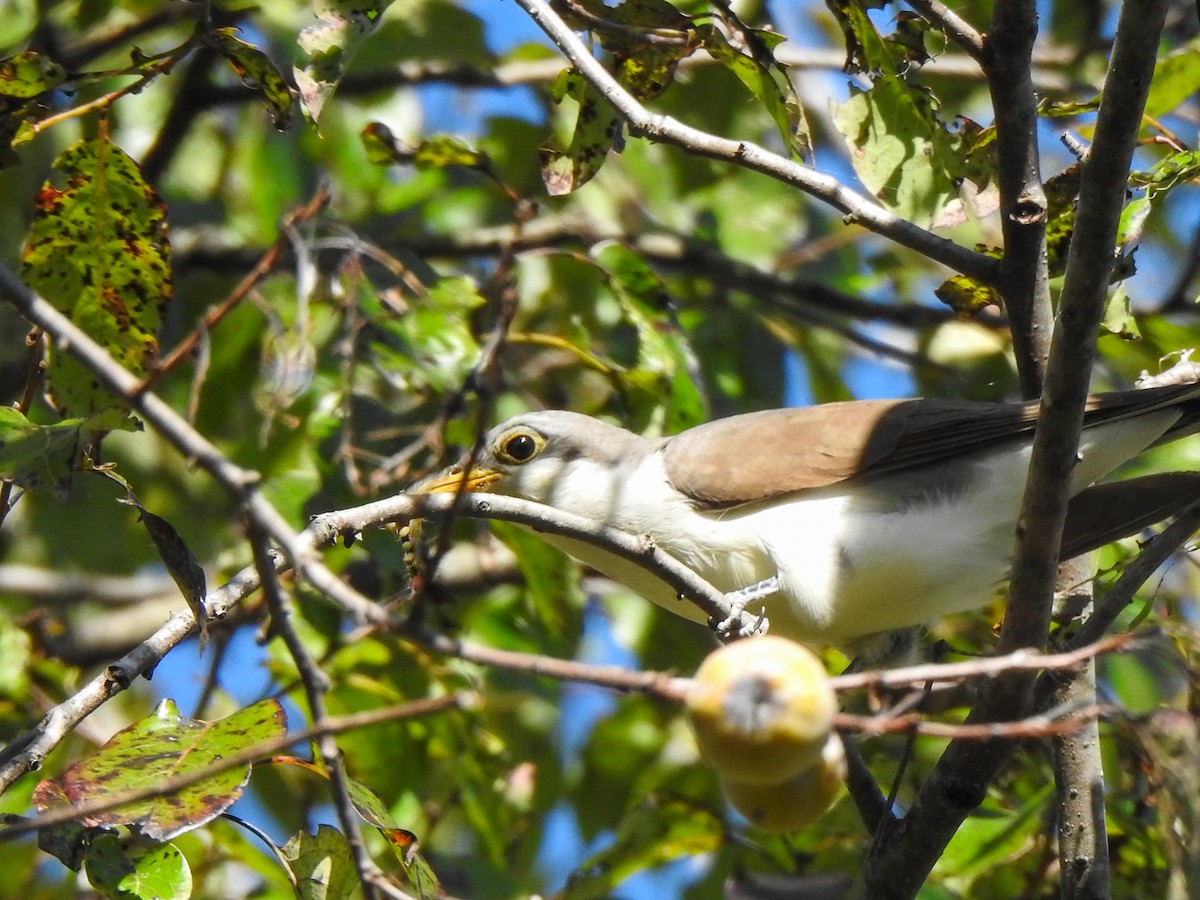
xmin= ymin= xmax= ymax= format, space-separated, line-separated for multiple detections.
xmin=347 ymin=780 xmax=441 ymax=898
xmin=20 ymin=135 xmax=171 ymax=419
xmin=206 ymin=28 xmax=293 ymax=130
xmin=32 ymin=698 xmax=286 ymax=841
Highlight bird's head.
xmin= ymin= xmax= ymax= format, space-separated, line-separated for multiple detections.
xmin=409 ymin=411 xmax=649 ymax=508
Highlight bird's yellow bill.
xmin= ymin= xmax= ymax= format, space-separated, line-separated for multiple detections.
xmin=410 ymin=466 xmax=503 ymax=494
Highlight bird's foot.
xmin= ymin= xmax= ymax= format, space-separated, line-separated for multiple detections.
xmin=715 ymin=575 xmax=778 ymax=637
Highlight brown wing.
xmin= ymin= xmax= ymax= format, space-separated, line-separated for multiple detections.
xmin=1061 ymin=472 xmax=1200 ymax=560
xmin=662 ymin=383 xmax=1200 ymax=507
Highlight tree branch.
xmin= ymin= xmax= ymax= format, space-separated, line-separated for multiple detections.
xmin=982 ymin=0 xmax=1052 ymax=395
xmin=511 ymin=0 xmax=999 ymax=283
xmin=859 ymin=0 xmax=1171 ymax=893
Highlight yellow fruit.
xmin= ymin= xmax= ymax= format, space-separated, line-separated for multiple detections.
xmin=686 ymin=635 xmax=836 ymax=784
xmin=721 ymin=735 xmax=846 ymax=833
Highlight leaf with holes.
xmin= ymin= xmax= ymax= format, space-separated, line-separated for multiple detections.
xmin=295 ymin=0 xmax=396 ymax=124
xmin=32 ymin=698 xmax=286 ymax=841
xmin=540 ymin=69 xmax=622 ymax=195
xmin=20 ymin=135 xmax=170 ymax=419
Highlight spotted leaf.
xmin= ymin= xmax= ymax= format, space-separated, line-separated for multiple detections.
xmin=21 ymin=135 xmax=170 ymax=419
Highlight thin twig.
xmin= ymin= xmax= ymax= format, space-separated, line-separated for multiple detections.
xmin=249 ymin=525 xmax=380 ymax=900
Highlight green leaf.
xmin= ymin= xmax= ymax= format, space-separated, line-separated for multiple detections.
xmin=294 ymin=0 xmax=397 ymax=124
xmin=1130 ymin=149 xmax=1200 ymax=201
xmin=824 ymin=0 xmax=901 ymax=74
xmin=0 ymin=49 xmax=66 ymax=98
xmin=592 ymin=242 xmax=706 ymax=431
xmin=1144 ymin=36 xmax=1200 ymax=120
xmin=695 ymin=23 xmax=807 ymax=158
xmin=832 ymin=75 xmax=967 ymax=228
xmin=206 ymin=27 xmax=293 ymax=130
xmin=540 ymin=69 xmax=622 ymax=195
xmin=85 ymin=835 xmax=193 ymax=900
xmin=1100 ymin=284 xmax=1141 ymax=341
xmin=0 ymin=406 xmax=81 ymax=497
xmin=20 ymin=135 xmax=170 ymax=419
xmin=282 ymin=824 xmax=365 ymax=900
xmin=367 ymin=275 xmax=485 ymax=394
xmin=32 ymin=698 xmax=286 ymax=841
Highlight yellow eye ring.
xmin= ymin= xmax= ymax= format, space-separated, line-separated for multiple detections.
xmin=496 ymin=429 xmax=543 ymax=464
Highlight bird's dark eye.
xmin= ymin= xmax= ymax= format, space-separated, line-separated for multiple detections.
xmin=503 ymin=432 xmax=539 ymax=462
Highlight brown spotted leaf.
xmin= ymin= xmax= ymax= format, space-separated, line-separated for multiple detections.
xmin=572 ymin=0 xmax=694 ymax=101
xmin=32 ymin=698 xmax=286 ymax=841
xmin=120 ymin=499 xmax=209 ymax=646
xmin=540 ymin=69 xmax=622 ymax=195
xmin=0 ymin=50 xmax=67 ymax=98
xmin=20 ymin=135 xmax=170 ymax=419
xmin=206 ymin=28 xmax=293 ymax=130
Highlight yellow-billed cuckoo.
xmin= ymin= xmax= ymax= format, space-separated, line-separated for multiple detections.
xmin=411 ymin=384 xmax=1200 ymax=660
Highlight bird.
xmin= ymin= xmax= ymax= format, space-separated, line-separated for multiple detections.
xmin=409 ymin=384 xmax=1200 ymax=663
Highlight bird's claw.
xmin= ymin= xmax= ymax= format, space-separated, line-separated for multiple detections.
xmin=715 ymin=575 xmax=778 ymax=637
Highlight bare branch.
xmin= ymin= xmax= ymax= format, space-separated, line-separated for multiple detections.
xmin=982 ymin=0 xmax=1052 ymax=394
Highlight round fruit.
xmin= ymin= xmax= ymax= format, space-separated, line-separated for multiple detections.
xmin=721 ymin=735 xmax=846 ymax=833
xmin=686 ymin=635 xmax=836 ymax=785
